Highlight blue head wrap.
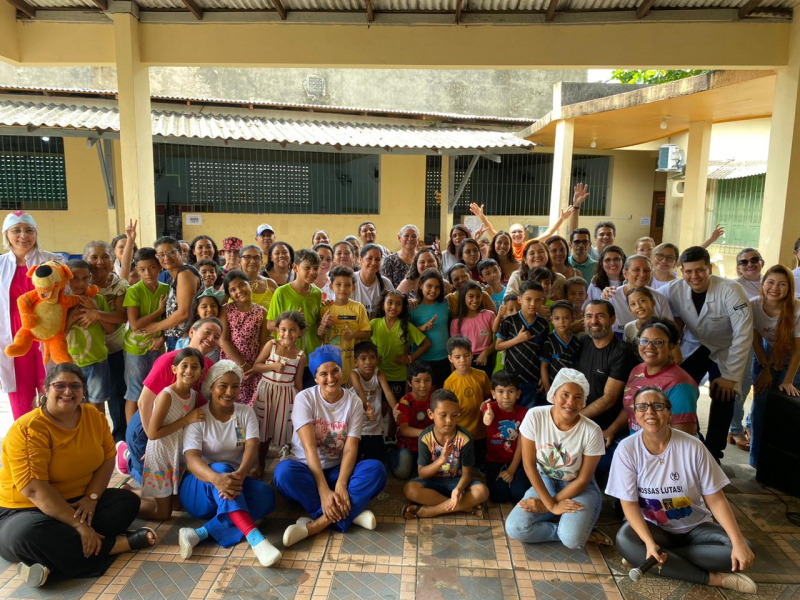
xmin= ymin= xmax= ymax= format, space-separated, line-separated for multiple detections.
xmin=309 ymin=345 xmax=342 ymax=376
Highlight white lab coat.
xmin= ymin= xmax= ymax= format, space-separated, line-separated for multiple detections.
xmin=664 ymin=275 xmax=753 ymax=394
xmin=0 ymin=248 xmax=64 ymax=393
xmin=610 ymin=285 xmax=673 ymax=334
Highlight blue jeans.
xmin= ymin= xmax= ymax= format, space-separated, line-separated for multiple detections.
xmin=179 ymin=463 xmax=276 ymax=548
xmin=388 ymin=447 xmax=417 ymax=480
xmin=81 ymin=360 xmax=111 ymax=404
xmin=411 ymin=476 xmax=482 ymax=496
xmin=730 ymin=348 xmax=754 ymax=434
xmin=125 ymin=410 xmax=147 ymax=484
xmin=505 ymin=475 xmax=602 ymax=550
xmin=123 ymin=350 xmax=161 ymax=401
xmin=273 ymin=459 xmax=387 ymax=533
xmin=519 ymin=381 xmax=545 ymax=409
xmin=750 ymin=346 xmax=800 ymax=468
xmin=484 ymin=461 xmax=530 ymax=504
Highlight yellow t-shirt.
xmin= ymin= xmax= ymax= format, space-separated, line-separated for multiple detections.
xmin=0 ymin=406 xmax=115 ymax=509
xmin=322 ymin=299 xmax=370 ymax=382
xmin=443 ymin=369 xmax=492 ymax=440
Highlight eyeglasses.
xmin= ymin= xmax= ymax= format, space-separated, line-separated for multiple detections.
xmin=638 ymin=338 xmax=667 ymax=348
xmin=572 ymin=240 xmax=590 ymax=246
xmin=156 ymin=249 xmax=180 ymax=259
xmin=241 ymin=255 xmax=262 ymax=262
xmin=634 ymin=402 xmax=669 ymax=413
xmin=654 ymin=253 xmax=677 ymax=263
xmin=737 ymin=257 xmax=762 ymax=267
xmin=603 ymin=257 xmax=622 ymax=264
xmin=50 ymin=382 xmax=84 ymax=392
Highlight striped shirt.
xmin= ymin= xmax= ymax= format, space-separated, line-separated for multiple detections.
xmin=497 ymin=311 xmax=549 ymax=385
xmin=540 ymin=331 xmax=582 ymax=383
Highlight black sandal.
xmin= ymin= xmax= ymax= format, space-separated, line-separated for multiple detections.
xmin=402 ymin=503 xmax=422 ymax=520
xmin=126 ymin=527 xmax=157 ymax=550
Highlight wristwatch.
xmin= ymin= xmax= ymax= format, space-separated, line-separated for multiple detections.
xmin=89 ymin=493 xmax=99 ymax=501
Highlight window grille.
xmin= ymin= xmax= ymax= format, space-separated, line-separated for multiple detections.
xmin=705 ymin=175 xmax=765 ymax=253
xmin=0 ymin=136 xmax=68 ymax=210
xmin=153 ymin=143 xmax=380 ymax=215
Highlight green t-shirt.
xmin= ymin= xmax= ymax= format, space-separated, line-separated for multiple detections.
xmin=369 ymin=317 xmax=426 ymax=381
xmin=122 ymin=281 xmax=170 ymax=356
xmin=66 ymin=295 xmax=110 ymax=368
xmin=266 ymin=284 xmax=322 ymax=355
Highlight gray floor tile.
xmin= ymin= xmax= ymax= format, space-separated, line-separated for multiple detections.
xmin=328 ymin=572 xmax=401 ymax=600
xmin=119 ymin=561 xmax=206 ymax=600
xmin=423 ymin=523 xmax=496 ymax=560
xmin=340 ymin=522 xmax=406 ymax=557
xmin=222 ymin=566 xmax=309 ymax=600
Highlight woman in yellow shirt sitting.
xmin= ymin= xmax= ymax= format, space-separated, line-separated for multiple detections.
xmin=0 ymin=364 xmax=157 ymax=588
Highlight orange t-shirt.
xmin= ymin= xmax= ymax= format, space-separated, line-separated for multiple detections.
xmin=0 ymin=406 xmax=115 ymax=509
xmin=512 ymin=243 xmax=525 ymax=262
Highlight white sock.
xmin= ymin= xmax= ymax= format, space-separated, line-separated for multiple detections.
xmin=251 ymin=538 xmax=282 ymax=567
xmin=352 ymin=510 xmax=377 ymax=530
xmin=282 ymin=520 xmax=309 ymax=548
xmin=178 ymin=528 xmax=200 ymax=560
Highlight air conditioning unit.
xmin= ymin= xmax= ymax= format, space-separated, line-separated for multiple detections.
xmin=656 ymin=144 xmax=684 ymax=173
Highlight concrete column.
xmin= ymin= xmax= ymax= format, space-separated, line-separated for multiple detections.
xmin=678 ymin=121 xmax=712 ymax=252
xmin=113 ymin=10 xmax=157 ymax=247
xmin=440 ymin=155 xmax=455 ymax=251
xmin=760 ymin=11 xmax=800 ymax=268
xmin=549 ymin=119 xmax=574 ymax=237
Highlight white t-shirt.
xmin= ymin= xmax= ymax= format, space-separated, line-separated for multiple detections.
xmin=650 ymin=276 xmax=675 ymax=292
xmin=605 ymin=429 xmax=729 ymax=534
xmin=750 ymin=296 xmax=800 ymax=348
xmin=519 ymin=406 xmax=605 ymax=481
xmin=354 ymin=371 xmax=384 ymax=436
xmin=287 ymin=385 xmax=364 ymax=469
xmin=610 ymin=285 xmax=673 ymax=334
xmin=183 ymin=403 xmax=259 ymax=469
xmin=353 ymin=274 xmax=395 ymax=320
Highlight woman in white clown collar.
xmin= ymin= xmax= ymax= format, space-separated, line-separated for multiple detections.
xmin=607 ymin=386 xmax=757 ymax=594
xmin=273 ymin=345 xmax=387 ymax=548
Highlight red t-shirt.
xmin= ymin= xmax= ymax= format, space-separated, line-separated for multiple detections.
xmin=396 ymin=392 xmax=432 ymax=452
xmin=143 ymin=349 xmax=215 ymax=407
xmin=481 ymin=401 xmax=528 ymax=464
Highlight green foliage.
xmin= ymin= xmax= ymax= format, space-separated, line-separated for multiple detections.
xmin=610 ymin=70 xmax=710 ymax=85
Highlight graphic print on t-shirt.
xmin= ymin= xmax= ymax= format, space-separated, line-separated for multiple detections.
xmin=537 ymin=442 xmax=578 ymax=480
xmin=432 ymin=442 xmax=463 ymax=478
xmin=494 ymin=420 xmax=520 ymax=454
xmin=315 ymin=417 xmax=347 ymax=459
xmin=638 ymin=471 xmax=693 ymax=524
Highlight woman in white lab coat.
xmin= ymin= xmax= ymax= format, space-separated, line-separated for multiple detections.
xmin=0 ymin=212 xmax=63 ymax=420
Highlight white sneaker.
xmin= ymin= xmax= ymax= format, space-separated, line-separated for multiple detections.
xmin=352 ymin=510 xmax=377 ymax=530
xmin=252 ymin=539 xmax=282 ymax=567
xmin=282 ymin=517 xmax=311 ymax=548
xmin=720 ymin=572 xmax=758 ymax=594
xmin=279 ymin=445 xmax=291 ymax=459
xmin=178 ymin=528 xmax=200 ymax=560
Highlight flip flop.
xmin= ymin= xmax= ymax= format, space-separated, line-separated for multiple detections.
xmin=126 ymin=527 xmax=158 ymax=551
xmin=587 ymin=530 xmax=613 ymax=546
xmin=402 ymin=503 xmax=422 ymax=520
xmin=470 ymin=504 xmax=485 ymax=519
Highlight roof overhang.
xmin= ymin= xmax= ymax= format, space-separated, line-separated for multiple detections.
xmin=521 ymin=70 xmax=776 ymax=150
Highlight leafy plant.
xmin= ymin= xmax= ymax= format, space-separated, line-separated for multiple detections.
xmin=610 ymin=69 xmax=710 ymax=85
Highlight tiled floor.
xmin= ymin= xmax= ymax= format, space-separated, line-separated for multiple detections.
xmin=1 ymin=393 xmax=798 ymax=599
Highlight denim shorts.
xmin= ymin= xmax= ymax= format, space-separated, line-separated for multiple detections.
xmin=412 ymin=476 xmax=481 ymax=496
xmin=80 ymin=361 xmax=111 ymax=403
xmin=124 ymin=350 xmax=161 ymax=401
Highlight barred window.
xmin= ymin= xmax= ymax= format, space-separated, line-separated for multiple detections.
xmin=0 ymin=136 xmax=68 ymax=210
xmin=425 ymin=153 xmax=610 ymax=237
xmin=705 ymin=174 xmax=765 ymax=253
xmin=154 ymin=143 xmax=380 ymax=215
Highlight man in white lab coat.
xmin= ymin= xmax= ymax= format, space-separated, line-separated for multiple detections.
xmin=664 ymin=246 xmax=753 ymax=462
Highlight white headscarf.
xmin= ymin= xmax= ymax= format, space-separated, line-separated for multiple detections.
xmin=201 ymin=359 xmax=243 ymax=401
xmin=546 ymin=368 xmax=590 ymax=404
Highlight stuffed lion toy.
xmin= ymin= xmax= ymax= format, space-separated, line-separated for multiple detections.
xmin=4 ymin=262 xmax=98 ymax=365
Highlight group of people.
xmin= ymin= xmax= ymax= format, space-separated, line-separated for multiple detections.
xmin=2 ymin=187 xmax=794 ymax=594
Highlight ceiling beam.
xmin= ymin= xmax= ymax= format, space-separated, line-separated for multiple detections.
xmin=738 ymin=0 xmax=760 ymax=19
xmin=271 ymin=0 xmax=287 ymax=20
xmin=545 ymin=0 xmax=558 ymax=22
xmin=5 ymin=0 xmax=36 ymax=18
xmin=636 ymin=0 xmax=656 ymax=19
xmin=90 ymin=0 xmax=108 ymax=9
xmin=179 ymin=0 xmax=203 ymax=20
xmin=455 ymin=0 xmax=463 ymax=23
xmin=365 ymin=0 xmax=373 ymax=22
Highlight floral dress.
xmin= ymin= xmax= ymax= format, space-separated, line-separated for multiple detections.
xmin=221 ymin=302 xmax=266 ymax=406
xmin=141 ymin=388 xmax=196 ymax=498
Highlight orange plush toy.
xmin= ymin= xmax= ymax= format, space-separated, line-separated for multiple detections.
xmin=4 ymin=262 xmax=98 ymax=365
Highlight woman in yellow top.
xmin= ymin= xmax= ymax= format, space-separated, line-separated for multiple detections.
xmin=0 ymin=364 xmax=157 ymax=588
xmin=239 ymin=244 xmax=277 ymax=311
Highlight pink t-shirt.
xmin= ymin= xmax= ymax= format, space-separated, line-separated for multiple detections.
xmin=450 ymin=310 xmax=495 ymax=356
xmin=143 ymin=349 xmax=215 ymax=407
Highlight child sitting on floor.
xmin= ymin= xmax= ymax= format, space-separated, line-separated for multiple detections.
xmin=402 ymin=389 xmax=489 ymax=519
xmin=389 ymin=361 xmax=434 ymax=479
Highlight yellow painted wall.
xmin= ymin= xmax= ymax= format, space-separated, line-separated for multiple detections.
xmin=26 ymin=137 xmax=114 ymax=255
xmin=0 ymin=2 xmax=18 ymax=65
xmin=181 ymin=154 xmax=427 ymax=252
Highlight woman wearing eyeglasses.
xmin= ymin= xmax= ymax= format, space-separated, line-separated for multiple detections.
xmin=140 ymin=236 xmax=202 ymax=352
xmin=607 ymin=386 xmax=757 ymax=594
xmin=650 ymin=243 xmax=679 ymax=292
xmin=586 ymin=246 xmax=626 ymax=306
xmin=0 ymin=364 xmax=156 ymax=588
xmin=618 ymin=318 xmax=700 ymax=437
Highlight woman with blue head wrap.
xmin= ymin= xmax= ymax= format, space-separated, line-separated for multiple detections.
xmin=273 ymin=345 xmax=387 ymax=547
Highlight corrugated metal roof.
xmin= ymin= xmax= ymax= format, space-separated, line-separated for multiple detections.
xmin=0 ymin=97 xmax=534 ymax=151
xmin=0 ymin=84 xmax=536 ymax=123
xmin=707 ymin=160 xmax=767 ymax=179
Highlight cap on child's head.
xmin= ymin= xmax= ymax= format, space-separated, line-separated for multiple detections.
xmin=491 ymin=370 xmax=520 ymax=390
xmin=354 ymin=340 xmax=379 ymax=359
xmin=407 ymin=360 xmax=433 ymax=381
xmin=430 ymin=388 xmax=459 ymax=411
